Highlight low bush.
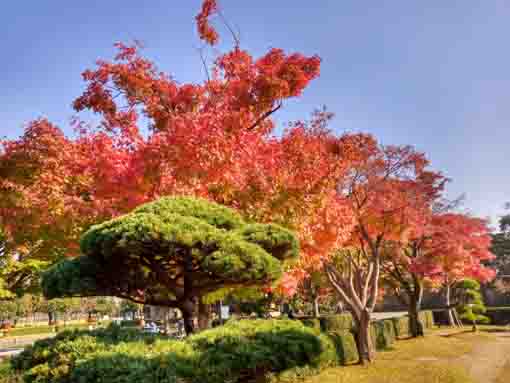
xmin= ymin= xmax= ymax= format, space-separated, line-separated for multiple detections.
xmin=0 ymin=362 xmax=22 ymax=383
xmin=298 ymin=317 xmax=321 ymax=332
xmin=319 ymin=314 xmax=353 ymax=332
xmin=120 ymin=319 xmax=139 ymax=328
xmin=12 ymin=320 xmax=339 ymax=383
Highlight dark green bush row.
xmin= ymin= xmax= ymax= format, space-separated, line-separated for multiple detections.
xmin=120 ymin=319 xmax=139 ymax=327
xmin=319 ymin=314 xmax=353 ymax=332
xmin=391 ymin=316 xmax=410 ymax=338
xmin=485 ymin=307 xmax=510 ymax=325
xmin=302 ymin=310 xmax=434 ymax=339
xmin=327 ymin=331 xmax=358 ymax=365
xmin=372 ymin=320 xmax=396 ymax=350
xmin=418 ymin=311 xmax=435 ymax=329
xmin=12 ymin=320 xmax=338 ymax=383
xmin=298 ymin=318 xmax=321 ymax=332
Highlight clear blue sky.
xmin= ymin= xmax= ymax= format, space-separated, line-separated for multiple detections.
xmin=1 ymin=0 xmax=508 ymax=225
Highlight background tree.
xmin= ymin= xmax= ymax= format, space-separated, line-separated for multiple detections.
xmin=42 ymin=197 xmax=299 ymax=334
xmin=294 ymin=270 xmax=332 ymax=318
xmin=430 ymin=214 xmax=495 ymax=326
xmin=325 ymin=142 xmax=443 ymax=363
xmin=120 ymin=300 xmax=142 ymax=319
xmin=456 ymin=279 xmax=489 ymax=332
xmin=490 ymin=213 xmax=510 ymax=293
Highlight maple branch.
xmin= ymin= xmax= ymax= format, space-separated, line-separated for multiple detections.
xmin=248 ymin=102 xmax=282 ymax=131
xmin=218 ymin=9 xmax=241 ymax=47
xmin=197 ymin=47 xmax=211 ymax=83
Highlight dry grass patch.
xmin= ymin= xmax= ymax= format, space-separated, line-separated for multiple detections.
xmin=303 ymin=329 xmax=502 ymax=383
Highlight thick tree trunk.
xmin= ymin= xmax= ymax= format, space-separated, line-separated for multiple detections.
xmin=408 ymin=281 xmax=424 ymax=338
xmin=313 ymin=295 xmax=320 ymax=318
xmin=355 ymin=310 xmax=374 ymax=364
xmin=198 ymin=300 xmax=210 ymax=331
xmin=408 ymin=302 xmax=424 ymax=338
xmin=180 ymin=299 xmax=195 ymax=335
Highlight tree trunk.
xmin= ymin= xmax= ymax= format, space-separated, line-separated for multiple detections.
xmin=408 ymin=282 xmax=424 ymax=337
xmin=198 ymin=300 xmax=210 ymax=331
xmin=354 ymin=310 xmax=375 ymax=364
xmin=453 ymin=308 xmax=463 ymax=328
xmin=408 ymin=301 xmax=424 ymax=338
xmin=48 ymin=311 xmax=55 ymax=326
xmin=180 ymin=299 xmax=195 ymax=335
xmin=445 ymin=284 xmax=456 ymax=327
xmin=313 ymin=295 xmax=320 ymax=318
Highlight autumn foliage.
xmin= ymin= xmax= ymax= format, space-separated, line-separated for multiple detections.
xmin=0 ymin=0 xmax=496 ymax=360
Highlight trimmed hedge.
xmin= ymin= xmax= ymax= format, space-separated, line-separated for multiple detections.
xmin=328 ymin=331 xmax=358 ymax=365
xmin=12 ymin=320 xmax=338 ymax=383
xmin=371 ymin=320 xmax=396 ymax=350
xmin=319 ymin=314 xmax=353 ymax=332
xmin=419 ymin=311 xmax=435 ymax=330
xmin=391 ymin=316 xmax=410 ymax=338
xmin=120 ymin=320 xmax=139 ymax=327
xmin=485 ymin=307 xmax=510 ymax=325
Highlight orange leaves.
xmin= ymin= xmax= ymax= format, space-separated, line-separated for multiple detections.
xmin=426 ymin=213 xmax=496 ymax=284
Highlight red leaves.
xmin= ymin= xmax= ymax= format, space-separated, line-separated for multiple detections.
xmin=0 ymin=0 xmax=496 ymax=300
xmin=196 ymin=0 xmax=219 ymax=45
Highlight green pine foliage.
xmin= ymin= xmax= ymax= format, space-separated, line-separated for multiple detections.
xmin=42 ymin=197 xmax=299 ymax=310
xmin=457 ymin=279 xmax=490 ymax=328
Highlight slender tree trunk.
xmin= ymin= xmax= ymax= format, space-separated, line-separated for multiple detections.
xmin=313 ymin=295 xmax=320 ymax=318
xmin=453 ymin=308 xmax=463 ymax=328
xmin=198 ymin=299 xmax=210 ymax=330
xmin=445 ymin=284 xmax=456 ymax=327
xmin=355 ymin=309 xmax=375 ymax=364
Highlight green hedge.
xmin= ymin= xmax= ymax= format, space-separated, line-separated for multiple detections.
xmin=327 ymin=331 xmax=358 ymax=365
xmin=485 ymin=307 xmax=510 ymax=325
xmin=298 ymin=318 xmax=321 ymax=332
xmin=419 ymin=311 xmax=435 ymax=329
xmin=11 ymin=320 xmax=339 ymax=383
xmin=391 ymin=316 xmax=410 ymax=338
xmin=319 ymin=314 xmax=353 ymax=332
xmin=120 ymin=320 xmax=139 ymax=327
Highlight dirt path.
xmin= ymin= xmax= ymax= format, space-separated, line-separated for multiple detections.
xmin=457 ymin=332 xmax=510 ymax=383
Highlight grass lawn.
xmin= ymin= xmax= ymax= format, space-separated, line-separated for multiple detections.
xmin=2 ymin=322 xmax=108 ymax=338
xmin=304 ymin=327 xmax=508 ymax=383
